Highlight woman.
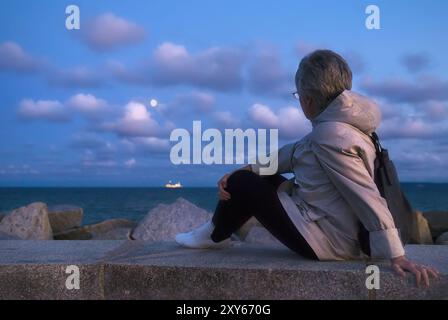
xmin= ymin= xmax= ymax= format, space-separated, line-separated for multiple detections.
xmin=175 ymin=50 xmax=439 ymax=287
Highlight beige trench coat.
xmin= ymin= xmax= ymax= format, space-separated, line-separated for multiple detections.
xmin=251 ymin=90 xmax=405 ymax=261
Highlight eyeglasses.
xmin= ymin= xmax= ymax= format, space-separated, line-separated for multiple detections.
xmin=292 ymin=91 xmax=300 ymax=100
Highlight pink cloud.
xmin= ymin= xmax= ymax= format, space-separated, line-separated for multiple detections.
xmin=159 ymin=91 xmax=216 ymax=118
xmin=110 ymin=42 xmax=245 ymax=91
xmin=401 ymin=53 xmax=430 ymax=73
xmin=361 ymin=76 xmax=448 ymax=103
xmin=98 ymin=101 xmax=173 ymax=137
xmin=151 ymin=42 xmax=245 ymax=91
xmin=249 ymin=103 xmax=310 ymax=139
xmin=80 ymin=13 xmax=146 ymax=51
xmin=66 ymin=93 xmax=108 ymax=119
xmin=18 ymin=99 xmax=70 ymax=122
xmin=247 ymin=44 xmax=294 ymax=98
xmin=0 ymin=41 xmax=41 ymax=73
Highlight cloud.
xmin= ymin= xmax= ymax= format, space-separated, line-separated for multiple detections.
xmin=47 ymin=66 xmax=104 ymax=88
xmin=173 ymin=91 xmax=215 ymax=113
xmin=0 ymin=164 xmax=39 ymax=176
xmin=110 ymin=42 xmax=245 ymax=91
xmin=361 ymin=76 xmax=448 ymax=103
xmin=80 ymin=13 xmax=146 ymax=51
xmin=247 ymin=45 xmax=294 ymax=98
xmin=124 ymin=158 xmax=136 ymax=168
xmin=248 ymin=103 xmax=310 ymax=139
xmin=68 ymin=132 xmax=109 ymax=149
xmin=379 ymin=117 xmax=435 ymax=140
xmin=401 ymin=53 xmax=430 ymax=73
xmin=0 ymin=41 xmax=42 ymax=73
xmin=98 ymin=101 xmax=173 ymax=137
xmin=76 ymin=136 xmax=117 ymax=168
xmin=377 ymin=111 xmax=448 ymax=141
xmin=152 ymin=42 xmax=245 ymax=91
xmin=213 ymin=111 xmax=241 ymax=128
xmin=373 ymin=98 xmax=448 ymax=140
xmin=18 ymin=99 xmax=70 ymax=122
xmin=422 ymin=101 xmax=448 ymax=121
xmin=343 ymin=51 xmax=366 ymax=74
xmin=66 ymin=93 xmax=108 ymax=119
xmin=0 ymin=42 xmax=106 ymax=87
xmin=159 ymin=91 xmax=215 ymax=119
xmin=17 ymin=93 xmax=111 ymax=123
xmin=126 ymin=137 xmax=171 ymax=153
xmin=295 ymin=41 xmax=365 ymax=74
xmin=295 ymin=41 xmax=322 ymax=57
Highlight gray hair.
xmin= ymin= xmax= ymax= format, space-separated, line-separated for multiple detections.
xmin=295 ymin=50 xmax=352 ymax=113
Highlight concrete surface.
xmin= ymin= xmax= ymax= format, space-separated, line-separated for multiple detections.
xmin=0 ymin=240 xmax=446 ymax=300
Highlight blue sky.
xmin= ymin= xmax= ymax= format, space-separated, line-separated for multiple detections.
xmin=0 ymin=0 xmax=448 ymax=186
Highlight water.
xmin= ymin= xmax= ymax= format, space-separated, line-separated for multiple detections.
xmin=0 ymin=187 xmax=219 ymax=225
xmin=0 ymin=183 xmax=447 ymax=225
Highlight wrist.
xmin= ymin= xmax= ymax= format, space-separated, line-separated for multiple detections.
xmin=391 ymin=255 xmax=406 ymax=263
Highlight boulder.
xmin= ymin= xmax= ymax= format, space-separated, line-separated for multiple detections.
xmin=422 ymin=211 xmax=448 ymax=238
xmin=244 ymin=226 xmax=283 ymax=246
xmin=130 ymin=198 xmax=211 ymax=242
xmin=47 ymin=204 xmax=83 ymax=234
xmin=0 ymin=231 xmax=21 ymax=240
xmin=90 ymin=227 xmax=134 ymax=240
xmin=436 ymin=232 xmax=448 ymax=245
xmin=0 ymin=202 xmax=53 ymax=240
xmin=0 ymin=211 xmax=11 ymax=222
xmin=233 ymin=216 xmax=262 ymax=241
xmin=54 ymin=219 xmax=136 ymax=240
xmin=231 ymin=216 xmax=282 ymax=246
xmin=410 ymin=211 xmax=433 ymax=244
xmin=130 ymin=198 xmax=281 ymax=245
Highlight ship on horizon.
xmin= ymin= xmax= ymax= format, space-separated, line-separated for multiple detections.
xmin=165 ymin=181 xmax=182 ymax=188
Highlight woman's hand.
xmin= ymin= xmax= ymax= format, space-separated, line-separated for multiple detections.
xmin=391 ymin=255 xmax=440 ymax=287
xmin=217 ymin=173 xmax=231 ymax=201
xmin=217 ymin=165 xmax=253 ymax=201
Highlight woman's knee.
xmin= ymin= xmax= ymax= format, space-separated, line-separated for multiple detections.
xmin=226 ymin=170 xmax=261 ymax=194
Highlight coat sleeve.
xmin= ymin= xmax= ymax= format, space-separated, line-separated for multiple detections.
xmin=310 ymin=133 xmax=405 ymax=260
xmin=250 ymin=142 xmax=297 ymax=175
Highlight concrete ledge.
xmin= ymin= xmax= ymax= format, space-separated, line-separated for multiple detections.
xmin=0 ymin=240 xmax=446 ymax=300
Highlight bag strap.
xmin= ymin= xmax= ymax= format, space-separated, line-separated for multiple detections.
xmin=370 ymin=132 xmax=382 ymax=154
xmin=370 ymin=131 xmax=392 ymax=186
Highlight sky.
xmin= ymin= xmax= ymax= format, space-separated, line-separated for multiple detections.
xmin=0 ymin=0 xmax=447 ymax=186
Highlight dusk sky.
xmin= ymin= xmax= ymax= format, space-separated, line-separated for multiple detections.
xmin=1 ymin=0 xmax=447 ymax=186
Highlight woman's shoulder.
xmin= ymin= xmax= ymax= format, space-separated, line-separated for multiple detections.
xmin=310 ymin=121 xmax=372 ymax=150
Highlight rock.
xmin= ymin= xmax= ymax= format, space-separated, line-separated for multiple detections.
xmin=0 ymin=211 xmax=11 ymax=222
xmin=231 ymin=216 xmax=283 ymax=246
xmin=422 ymin=211 xmax=448 ymax=238
xmin=90 ymin=227 xmax=133 ymax=240
xmin=130 ymin=198 xmax=284 ymax=245
xmin=436 ymin=232 xmax=448 ymax=245
xmin=410 ymin=211 xmax=433 ymax=244
xmin=0 ymin=231 xmax=21 ymax=240
xmin=47 ymin=204 xmax=83 ymax=234
xmin=233 ymin=216 xmax=262 ymax=241
xmin=0 ymin=202 xmax=53 ymax=240
xmin=244 ymin=226 xmax=283 ymax=246
xmin=54 ymin=219 xmax=136 ymax=240
xmin=130 ymin=198 xmax=211 ymax=242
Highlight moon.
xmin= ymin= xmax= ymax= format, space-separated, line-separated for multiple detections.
xmin=150 ymin=99 xmax=158 ymax=108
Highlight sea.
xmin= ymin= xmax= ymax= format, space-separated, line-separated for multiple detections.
xmin=0 ymin=183 xmax=447 ymax=225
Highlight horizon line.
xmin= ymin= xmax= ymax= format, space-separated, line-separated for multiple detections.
xmin=1 ymin=181 xmax=448 ymax=188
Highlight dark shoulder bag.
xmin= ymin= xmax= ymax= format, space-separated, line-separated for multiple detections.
xmin=358 ymin=132 xmax=415 ymax=256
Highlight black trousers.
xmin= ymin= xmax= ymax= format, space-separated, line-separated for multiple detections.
xmin=210 ymin=170 xmax=319 ymax=260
